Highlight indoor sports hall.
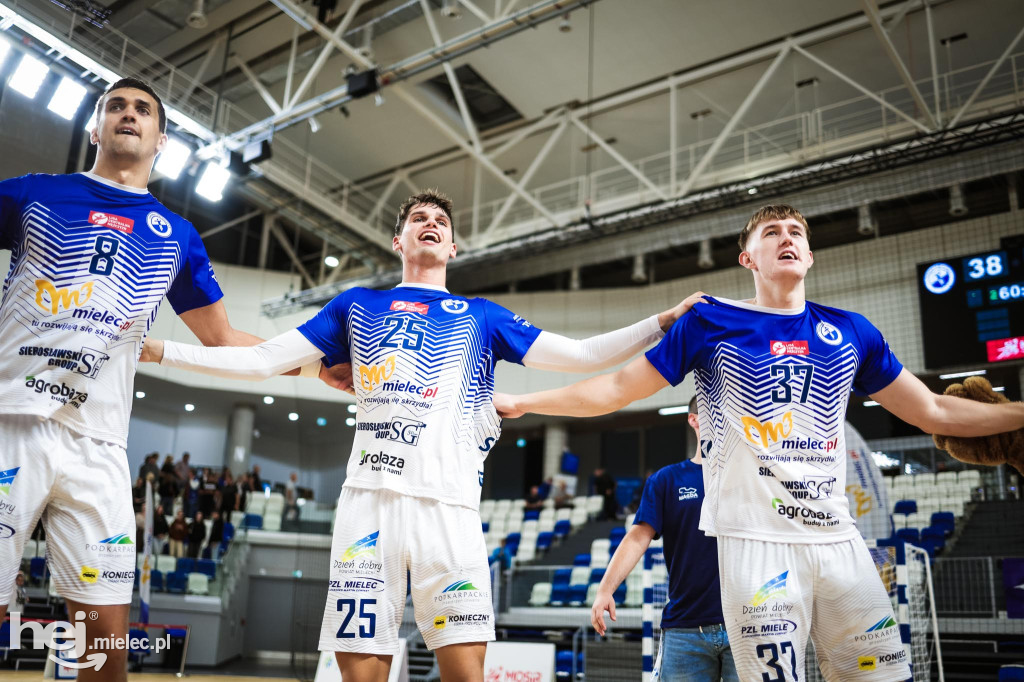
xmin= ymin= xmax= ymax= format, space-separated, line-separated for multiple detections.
xmin=0 ymin=0 xmax=1022 ymax=680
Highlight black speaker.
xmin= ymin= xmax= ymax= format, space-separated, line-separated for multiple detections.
xmin=346 ymin=69 xmax=379 ymax=99
xmin=228 ymin=139 xmax=272 ymax=175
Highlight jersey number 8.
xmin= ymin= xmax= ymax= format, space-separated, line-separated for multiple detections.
xmin=88 ymin=236 xmax=120 ymax=276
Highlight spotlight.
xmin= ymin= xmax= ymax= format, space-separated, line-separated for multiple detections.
xmin=558 ymin=13 xmax=571 ymax=32
xmin=263 ymin=395 xmax=274 ymax=405
xmin=949 ymin=183 xmax=968 ymax=216
xmin=697 ymin=238 xmax=714 ymax=270
xmin=185 ymin=403 xmax=195 ymax=412
xmin=47 ymin=77 xmax=87 ymax=120
xmin=0 ymin=39 xmax=9 ymax=67
xmin=324 ymin=255 xmax=340 ymax=268
xmin=135 ymin=391 xmax=146 ymax=399
xmin=631 ymin=254 xmax=646 ymax=283
xmin=857 ymin=203 xmax=875 ymax=236
xmin=187 ymin=0 xmax=208 ymax=29
xmin=288 ymin=412 xmax=299 ymax=421
xmin=747 ymin=187 xmax=758 ymax=195
xmin=516 ymin=438 xmax=527 ymax=448
xmin=345 ymin=417 xmax=356 ymax=426
xmin=9 ymin=53 xmax=49 ymax=99
xmin=84 ymin=111 xmax=96 ymax=133
xmin=440 ymin=0 xmax=461 ymax=18
xmin=658 ymin=405 xmax=689 ymax=415
xmin=195 ymin=161 xmax=230 ymax=201
xmin=568 ymin=267 xmax=581 ymax=291
xmin=347 ymin=404 xmax=356 ymax=414
xmin=154 ymin=137 xmax=192 ymax=181
xmin=316 ymin=417 xmax=327 ymax=426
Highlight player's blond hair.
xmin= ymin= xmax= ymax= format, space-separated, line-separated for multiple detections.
xmin=738 ymin=204 xmax=810 ymax=251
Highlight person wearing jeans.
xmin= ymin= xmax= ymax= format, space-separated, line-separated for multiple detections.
xmin=591 ymin=395 xmax=737 ymax=681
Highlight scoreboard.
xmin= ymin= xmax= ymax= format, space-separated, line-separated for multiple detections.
xmin=916 ymin=243 xmax=1024 ymax=369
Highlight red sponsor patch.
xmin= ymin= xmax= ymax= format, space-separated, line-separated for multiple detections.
xmin=770 ymin=340 xmax=809 ymax=356
xmin=390 ymin=300 xmax=429 ymax=314
xmin=89 ymin=211 xmax=134 ymax=234
xmin=987 ymin=335 xmax=1024 ymax=362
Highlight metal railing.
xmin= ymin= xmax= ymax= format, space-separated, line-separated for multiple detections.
xmin=931 ymin=556 xmax=999 ymax=618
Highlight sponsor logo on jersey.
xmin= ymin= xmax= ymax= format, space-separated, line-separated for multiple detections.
xmin=34 ymin=279 xmax=94 ymax=315
xmin=741 ymin=412 xmax=793 ymax=449
xmin=750 ymin=571 xmax=788 ymax=607
xmin=878 ymin=650 xmax=907 ymax=665
xmin=779 ymin=436 xmax=838 ymax=453
xmin=512 ymin=314 xmax=531 ymax=328
xmin=678 ymin=486 xmax=698 ymax=501
xmin=779 ymin=475 xmax=836 ymax=500
xmin=771 ymin=498 xmax=838 ymax=527
xmin=83 ymin=533 xmax=134 ymax=555
xmin=923 ymin=262 xmax=955 ymax=294
xmin=740 ymin=619 xmax=797 ymax=639
xmin=770 ymin=340 xmax=809 ymax=355
xmin=867 ymin=616 xmax=897 ymax=631
xmin=328 ymin=577 xmax=385 ymax=593
xmin=340 ymin=531 xmax=379 ymax=562
xmin=79 ymin=566 xmax=100 ymax=583
xmin=815 ymin=321 xmax=843 ymax=345
xmin=0 ymin=522 xmax=14 ymax=539
xmin=89 ymin=210 xmax=134 ymax=234
xmin=436 ymin=613 xmax=489 ymax=628
xmin=0 ymin=467 xmax=19 ymax=496
xmin=478 ymin=438 xmax=496 ymax=453
xmin=24 ymin=376 xmax=88 ymax=408
xmin=358 ymin=450 xmax=405 ymax=475
xmin=147 ymin=211 xmax=172 ymax=238
xmin=434 ymin=579 xmax=490 ymax=604
xmin=390 ymin=300 xmax=429 ymax=314
xmin=19 ymin=345 xmax=110 ymax=379
xmin=758 ymin=467 xmax=776 ymax=477
xmin=858 ymin=656 xmax=876 ymax=671
xmin=70 ymin=305 xmax=135 ymax=331
xmin=358 ymin=357 xmax=397 ymax=391
xmin=380 ymin=379 xmax=438 ymax=400
xmin=433 ymin=616 xmax=447 ymax=630
xmin=101 ymin=570 xmax=135 ymax=583
xmin=441 ymin=299 xmax=468 ymax=314
xmin=357 ymin=418 xmax=425 ymax=446
xmin=854 ymin=616 xmax=899 ymax=642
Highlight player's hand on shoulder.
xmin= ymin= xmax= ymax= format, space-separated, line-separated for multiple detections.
xmin=590 ymin=590 xmax=617 ymax=636
xmin=319 ymin=362 xmax=355 ymax=395
xmin=140 ymin=338 xmax=164 ymax=363
xmin=493 ymin=392 xmax=523 ymax=419
xmin=661 ymin=290 xmax=709 ymax=331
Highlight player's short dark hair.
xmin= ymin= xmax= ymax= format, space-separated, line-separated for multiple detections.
xmin=94 ymin=77 xmax=166 ymax=134
xmin=395 ymin=190 xmax=454 ymax=237
xmin=738 ymin=204 xmax=810 ymax=251
xmin=688 ymin=395 xmax=698 ymax=417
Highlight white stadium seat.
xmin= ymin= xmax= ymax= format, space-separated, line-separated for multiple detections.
xmin=528 ymin=582 xmax=552 ymax=606
xmin=569 ymin=567 xmax=591 ymax=586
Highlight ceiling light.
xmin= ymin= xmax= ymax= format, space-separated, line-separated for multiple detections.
xmin=135 ymin=391 xmax=145 ymax=399
xmin=184 ymin=403 xmax=195 ymax=412
xmin=697 ymin=238 xmax=715 ymax=270
xmin=516 ymin=438 xmax=527 ymax=447
xmin=154 ymin=137 xmax=192 ymax=181
xmin=857 ymin=203 xmax=875 ymax=236
xmin=47 ymin=77 xmax=87 ymax=120
xmin=440 ymin=0 xmax=461 ymax=18
xmin=288 ymin=412 xmax=299 ymax=421
xmin=631 ymin=254 xmax=646 ymax=284
xmin=195 ymin=161 xmax=230 ymax=201
xmin=558 ymin=13 xmax=571 ymax=32
xmin=263 ymin=395 xmax=274 ymax=404
xmin=345 ymin=417 xmax=356 ymax=426
xmin=347 ymin=404 xmax=356 ymax=414
xmin=569 ymin=266 xmax=581 ymax=291
xmin=949 ymin=183 xmax=967 ymax=216
xmin=324 ymin=255 xmax=340 ymax=268
xmin=863 ymin=400 xmax=880 ymax=407
xmin=938 ymin=369 xmax=986 ymax=380
xmin=0 ymin=40 xmax=9 ymax=67
xmin=316 ymin=417 xmax=327 ymax=426
xmin=187 ymin=0 xmax=208 ymax=29
xmin=658 ymin=405 xmax=689 ymax=415
xmin=9 ymin=53 xmax=49 ymax=99
xmin=84 ymin=111 xmax=96 ymax=133
xmin=993 ymin=386 xmax=1005 ymax=392
xmin=747 ymin=187 xmax=758 ymax=195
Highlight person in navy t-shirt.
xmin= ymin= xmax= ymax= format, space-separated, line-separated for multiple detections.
xmin=592 ymin=396 xmax=737 ymax=681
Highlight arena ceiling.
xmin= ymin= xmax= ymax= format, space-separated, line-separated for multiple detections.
xmin=6 ymin=0 xmax=1024 ymax=310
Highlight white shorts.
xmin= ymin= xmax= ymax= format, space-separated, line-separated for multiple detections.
xmin=719 ymin=536 xmax=912 ymax=681
xmin=0 ymin=413 xmax=135 ymax=606
xmin=319 ymin=487 xmax=494 ymax=655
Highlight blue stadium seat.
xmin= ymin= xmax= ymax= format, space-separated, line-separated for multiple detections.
xmin=553 ymin=568 xmax=572 ymax=587
xmin=223 ymin=522 xmax=236 ymax=542
xmin=242 ymin=513 xmax=263 ymax=529
xmin=893 ymin=500 xmax=917 ymax=515
xmin=999 ymin=664 xmax=1024 ymax=681
xmin=551 ymin=569 xmax=572 ymax=605
xmin=610 ymin=540 xmax=621 ymax=555
xmin=127 ymin=628 xmax=150 ymax=668
xmin=150 ymin=569 xmax=164 ymax=592
xmin=567 ymin=584 xmax=587 ymax=606
xmin=524 ymin=509 xmax=541 ymax=521
xmin=196 ymin=559 xmax=217 ymax=580
xmin=176 ymin=558 xmax=195 ymax=574
xmin=930 ymin=511 xmax=955 ymax=536
xmin=573 ymin=553 xmax=591 ymax=566
xmin=536 ymin=532 xmax=553 ymax=551
xmin=577 ymin=650 xmax=585 ymax=677
xmin=29 ymin=556 xmax=48 ymax=584
xmin=895 ymin=528 xmax=919 ymax=544
xmin=165 ymin=571 xmax=188 ymax=594
xmin=553 ymin=520 xmax=571 ymax=539
xmin=608 ymin=527 xmax=626 ymax=543
xmin=589 ymin=568 xmax=606 ymax=584
xmin=506 ymin=532 xmax=521 ymax=545
xmin=481 ymin=522 xmax=489 ymax=533
xmin=613 ymin=582 xmax=626 ymax=605
xmin=556 ymin=649 xmax=573 ymax=679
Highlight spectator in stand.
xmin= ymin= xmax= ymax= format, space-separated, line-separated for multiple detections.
xmin=524 ymin=485 xmax=545 ymax=510
xmin=220 ymin=471 xmax=237 ymax=515
xmin=198 ymin=469 xmax=218 ymax=518
xmin=593 ymin=468 xmax=618 ymax=520
xmin=139 ymin=453 xmax=159 ymax=484
xmin=235 ymin=474 xmax=250 ymax=516
xmin=184 ymin=469 xmax=200 ymax=518
xmin=158 ymin=466 xmax=179 ymax=512
xmin=250 ymin=465 xmax=263 ymax=493
xmin=188 ymin=511 xmax=207 ymax=559
xmin=174 ymin=452 xmax=192 ymax=485
xmin=489 ymin=538 xmax=512 ymax=572
xmin=208 ymin=510 xmax=225 ymax=548
xmin=9 ymin=572 xmax=27 ymax=613
xmin=131 ymin=477 xmax=145 ymax=513
xmin=537 ymin=477 xmax=553 ymax=500
xmin=285 ymin=471 xmax=299 ymax=520
xmin=153 ymin=505 xmax=169 ymax=556
xmin=168 ymin=510 xmax=188 ymax=558
xmin=161 ymin=454 xmax=175 ymax=479
xmin=553 ymin=481 xmax=574 ymax=510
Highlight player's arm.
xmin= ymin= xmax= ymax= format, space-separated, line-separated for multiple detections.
xmin=495 ymin=354 xmax=669 ymax=418
xmin=522 ymin=291 xmax=707 ymax=372
xmin=142 ymin=330 xmax=324 ymax=382
xmin=871 ymin=369 xmax=1024 ymax=436
xmin=592 ymin=522 xmax=656 ymax=636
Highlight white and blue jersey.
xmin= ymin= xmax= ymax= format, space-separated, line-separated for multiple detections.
xmin=0 ymin=173 xmax=222 ymax=446
xmin=298 ymin=284 xmax=542 ymax=510
xmin=646 ymin=297 xmax=903 ymax=543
